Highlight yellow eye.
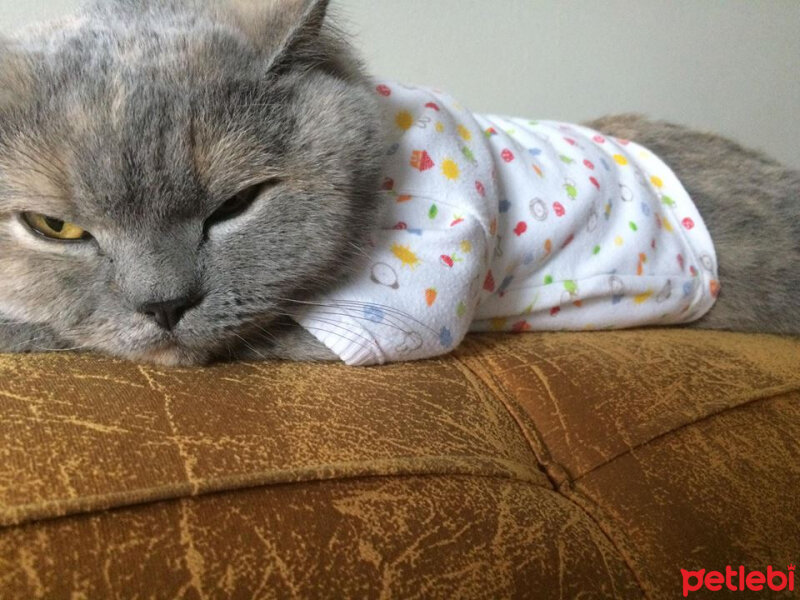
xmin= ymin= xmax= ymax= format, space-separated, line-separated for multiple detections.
xmin=22 ymin=212 xmax=91 ymax=242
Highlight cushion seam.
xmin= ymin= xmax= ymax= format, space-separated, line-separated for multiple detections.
xmin=577 ymin=382 xmax=800 ymax=481
xmin=452 ymin=337 xmax=653 ymax=599
xmin=0 ymin=455 xmax=543 ymax=529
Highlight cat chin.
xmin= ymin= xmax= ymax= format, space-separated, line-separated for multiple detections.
xmin=121 ymin=343 xmax=210 ymax=367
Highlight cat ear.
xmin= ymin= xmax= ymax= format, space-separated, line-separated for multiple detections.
xmin=221 ymin=0 xmax=330 ymax=71
xmin=0 ymin=38 xmax=33 ymax=113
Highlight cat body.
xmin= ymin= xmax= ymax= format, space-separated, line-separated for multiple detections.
xmin=0 ymin=0 xmax=797 ymax=365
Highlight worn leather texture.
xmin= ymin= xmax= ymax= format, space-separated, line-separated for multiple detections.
xmin=0 ymin=329 xmax=798 ymax=599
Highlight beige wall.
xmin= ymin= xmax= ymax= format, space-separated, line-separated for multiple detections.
xmin=3 ymin=0 xmax=799 ymax=168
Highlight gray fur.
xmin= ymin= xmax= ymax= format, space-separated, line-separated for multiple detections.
xmin=587 ymin=115 xmax=799 ymax=336
xmin=0 ymin=2 xmax=796 ymax=366
xmin=0 ymin=0 xmax=382 ymax=365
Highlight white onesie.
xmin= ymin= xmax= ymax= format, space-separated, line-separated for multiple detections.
xmin=294 ymin=81 xmax=720 ymax=365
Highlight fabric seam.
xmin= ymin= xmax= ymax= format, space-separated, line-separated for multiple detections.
xmin=0 ymin=455 xmax=544 ymax=530
xmin=577 ymin=380 xmax=800 ymax=481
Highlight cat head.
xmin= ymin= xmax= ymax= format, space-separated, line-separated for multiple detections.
xmin=0 ymin=0 xmax=384 ymax=365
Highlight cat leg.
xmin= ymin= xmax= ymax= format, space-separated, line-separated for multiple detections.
xmin=0 ymin=320 xmax=71 ymax=353
xmin=230 ymin=316 xmax=339 ymax=362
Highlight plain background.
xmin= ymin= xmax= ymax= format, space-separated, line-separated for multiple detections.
xmin=2 ymin=0 xmax=798 ymax=168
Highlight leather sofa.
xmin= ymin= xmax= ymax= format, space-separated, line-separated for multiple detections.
xmin=1 ymin=329 xmax=798 ymax=598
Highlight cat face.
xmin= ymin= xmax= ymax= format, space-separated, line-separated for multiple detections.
xmin=0 ymin=0 xmax=384 ymax=364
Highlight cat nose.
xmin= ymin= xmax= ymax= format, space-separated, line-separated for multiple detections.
xmin=138 ymin=295 xmax=201 ymax=331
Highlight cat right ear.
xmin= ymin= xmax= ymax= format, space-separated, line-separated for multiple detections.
xmin=0 ymin=38 xmax=33 ymax=114
xmin=217 ymin=0 xmax=331 ymax=72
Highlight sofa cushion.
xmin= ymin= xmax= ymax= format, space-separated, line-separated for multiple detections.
xmin=0 ymin=352 xmax=546 ymax=528
xmin=455 ymin=330 xmax=800 ymax=480
xmin=0 ymin=477 xmax=642 ymax=598
xmin=1 ymin=330 xmax=798 ymax=598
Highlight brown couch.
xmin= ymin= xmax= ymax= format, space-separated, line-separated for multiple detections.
xmin=1 ymin=329 xmax=798 ymax=599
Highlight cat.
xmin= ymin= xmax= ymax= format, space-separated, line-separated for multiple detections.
xmin=0 ymin=0 xmax=797 ymax=366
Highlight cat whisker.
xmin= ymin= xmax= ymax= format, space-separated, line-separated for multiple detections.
xmin=275 ymin=296 xmax=437 ymax=334
xmin=286 ymin=306 xmax=421 ymax=338
xmin=230 ymin=331 xmax=268 ymax=360
xmin=241 ymin=314 xmax=375 ymax=357
xmin=288 ymin=314 xmax=377 ymax=347
xmin=298 ymin=321 xmax=375 ymax=355
xmin=280 ymin=302 xmax=422 ymax=335
xmin=244 ymin=322 xmax=281 ymax=345
xmin=345 ymin=241 xmax=374 ymax=261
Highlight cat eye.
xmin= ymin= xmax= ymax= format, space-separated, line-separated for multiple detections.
xmin=21 ymin=212 xmax=92 ymax=242
xmin=206 ymin=179 xmax=280 ymax=227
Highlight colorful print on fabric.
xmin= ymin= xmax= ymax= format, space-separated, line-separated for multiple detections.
xmin=294 ymin=81 xmax=719 ymax=366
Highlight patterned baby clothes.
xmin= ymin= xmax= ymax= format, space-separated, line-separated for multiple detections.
xmin=294 ymin=81 xmax=720 ymax=365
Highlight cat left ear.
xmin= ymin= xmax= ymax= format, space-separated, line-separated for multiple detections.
xmin=220 ymin=0 xmax=331 ymax=72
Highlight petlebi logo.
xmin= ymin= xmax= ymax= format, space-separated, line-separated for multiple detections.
xmin=682 ymin=564 xmax=795 ymax=596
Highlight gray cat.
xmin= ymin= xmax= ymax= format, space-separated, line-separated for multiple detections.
xmin=0 ymin=0 xmax=797 ymax=365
